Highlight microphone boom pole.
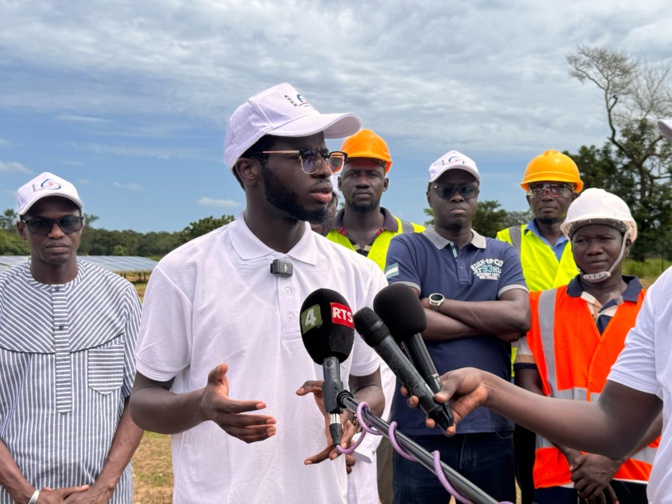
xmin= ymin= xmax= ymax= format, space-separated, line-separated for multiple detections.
xmin=339 ymin=395 xmax=498 ymax=504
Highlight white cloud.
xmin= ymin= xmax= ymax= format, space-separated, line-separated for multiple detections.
xmin=56 ymin=114 xmax=110 ymax=124
xmin=0 ymin=0 xmax=669 ymax=158
xmin=113 ymin=181 xmax=142 ymax=191
xmin=197 ymin=196 xmax=241 ymax=209
xmin=73 ymin=142 xmax=214 ymax=161
xmin=0 ymin=161 xmax=32 ymax=174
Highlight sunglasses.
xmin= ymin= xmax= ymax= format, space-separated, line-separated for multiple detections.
xmin=252 ymin=149 xmax=348 ymax=174
xmin=527 ymin=182 xmax=575 ymax=198
xmin=21 ymin=216 xmax=84 ymax=236
xmin=431 ymin=184 xmax=479 ymax=200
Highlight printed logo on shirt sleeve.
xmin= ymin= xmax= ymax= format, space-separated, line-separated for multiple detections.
xmin=385 ymin=262 xmax=399 ymax=279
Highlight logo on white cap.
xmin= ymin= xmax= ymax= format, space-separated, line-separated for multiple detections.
xmin=224 ymin=82 xmax=361 ymax=170
xmin=428 ymin=150 xmax=480 ymax=183
xmin=17 ymin=172 xmax=83 ymax=216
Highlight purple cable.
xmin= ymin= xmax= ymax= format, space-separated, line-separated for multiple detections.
xmin=387 ymin=421 xmax=415 ymax=461
xmin=337 ymin=401 xmax=381 ymax=455
xmin=432 ymin=450 xmax=472 ymax=503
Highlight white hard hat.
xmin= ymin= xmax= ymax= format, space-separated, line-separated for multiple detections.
xmin=560 ymin=188 xmax=637 ymax=242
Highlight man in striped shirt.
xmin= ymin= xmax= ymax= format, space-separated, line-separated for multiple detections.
xmin=0 ymin=172 xmax=143 ymax=504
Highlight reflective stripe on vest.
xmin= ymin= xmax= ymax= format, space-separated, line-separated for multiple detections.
xmin=530 ymin=287 xmax=656 ymax=487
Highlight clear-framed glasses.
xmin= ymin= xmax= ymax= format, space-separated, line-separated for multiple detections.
xmin=431 ymin=184 xmax=479 ymax=200
xmin=255 ymin=149 xmax=348 ymax=174
xmin=21 ymin=216 xmax=84 ymax=236
xmin=528 ymin=182 xmax=575 ymax=198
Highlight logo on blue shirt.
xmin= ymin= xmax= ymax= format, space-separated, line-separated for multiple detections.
xmin=471 ymin=258 xmax=503 ymax=280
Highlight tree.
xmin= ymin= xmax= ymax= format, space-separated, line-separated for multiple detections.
xmin=0 ymin=209 xmax=18 ymax=232
xmin=180 ymin=215 xmax=235 ymax=243
xmin=567 ymin=45 xmax=672 ymax=260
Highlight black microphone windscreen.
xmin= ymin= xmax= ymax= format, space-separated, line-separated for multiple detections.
xmin=373 ymin=283 xmax=427 ymax=341
xmin=353 ymin=307 xmax=390 ymax=347
xmin=300 ymin=288 xmax=355 ymax=364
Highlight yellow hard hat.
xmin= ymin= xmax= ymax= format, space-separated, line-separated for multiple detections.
xmin=521 ymin=150 xmax=583 ymax=193
xmin=340 ymin=129 xmax=392 ymax=173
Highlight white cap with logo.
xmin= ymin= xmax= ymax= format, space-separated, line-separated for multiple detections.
xmin=224 ymin=82 xmax=361 ymax=170
xmin=428 ymin=150 xmax=480 ymax=182
xmin=18 ymin=172 xmax=83 ymax=216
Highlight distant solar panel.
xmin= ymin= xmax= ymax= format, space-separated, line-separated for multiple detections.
xmin=0 ymin=256 xmax=157 ymax=274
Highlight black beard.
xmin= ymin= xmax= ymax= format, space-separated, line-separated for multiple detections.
xmin=261 ymin=164 xmax=327 ymax=224
xmin=347 ymin=199 xmax=379 ymax=215
xmin=536 ymin=216 xmax=561 ymax=226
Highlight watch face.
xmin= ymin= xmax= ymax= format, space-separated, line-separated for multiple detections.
xmin=429 ymin=293 xmax=443 ymax=304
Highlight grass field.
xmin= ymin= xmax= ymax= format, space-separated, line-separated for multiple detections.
xmin=132 ymin=432 xmax=173 ymax=503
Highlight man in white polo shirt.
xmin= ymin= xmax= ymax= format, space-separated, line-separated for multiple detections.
xmin=130 ymin=83 xmax=387 ymax=504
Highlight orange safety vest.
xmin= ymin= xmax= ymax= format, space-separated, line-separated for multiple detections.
xmin=527 ymin=286 xmax=658 ymax=489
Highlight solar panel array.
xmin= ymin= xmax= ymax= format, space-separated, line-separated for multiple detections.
xmin=0 ymin=256 xmax=158 ymax=274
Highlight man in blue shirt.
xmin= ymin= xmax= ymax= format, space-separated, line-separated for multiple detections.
xmin=384 ymin=150 xmax=530 ymax=503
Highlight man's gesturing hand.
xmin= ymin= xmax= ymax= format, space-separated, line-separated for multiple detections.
xmin=200 ymin=364 xmax=276 ymax=443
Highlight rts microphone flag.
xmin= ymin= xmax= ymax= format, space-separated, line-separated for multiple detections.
xmin=300 ymin=288 xmax=355 ymax=445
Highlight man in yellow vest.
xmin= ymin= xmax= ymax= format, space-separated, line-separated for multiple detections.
xmin=497 ymin=150 xmax=584 ymax=503
xmin=326 ymin=129 xmax=423 ymax=504
xmin=497 ymin=150 xmax=583 ymax=291
xmin=515 ymin=188 xmax=661 ymax=503
xmin=326 ymin=129 xmax=424 ymax=270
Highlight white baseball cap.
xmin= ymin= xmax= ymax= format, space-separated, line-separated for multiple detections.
xmin=428 ymin=150 xmax=480 ymax=182
xmin=657 ymin=119 xmax=672 ymax=140
xmin=224 ymin=82 xmax=361 ymax=169
xmin=18 ymin=172 xmax=83 ymax=216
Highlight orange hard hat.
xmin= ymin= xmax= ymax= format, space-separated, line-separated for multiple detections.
xmin=521 ymin=150 xmax=583 ymax=193
xmin=340 ymin=129 xmax=392 ymax=173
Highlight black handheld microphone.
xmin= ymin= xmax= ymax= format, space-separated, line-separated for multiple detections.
xmin=353 ymin=307 xmax=453 ymax=430
xmin=300 ymin=288 xmax=355 ymax=446
xmin=374 ymin=284 xmax=453 ymax=427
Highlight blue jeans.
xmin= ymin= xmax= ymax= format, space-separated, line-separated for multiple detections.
xmin=392 ymin=431 xmax=516 ymax=503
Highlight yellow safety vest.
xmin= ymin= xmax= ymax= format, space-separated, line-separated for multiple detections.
xmin=496 ymin=224 xmax=577 ymax=292
xmin=326 ymin=217 xmax=424 ymax=271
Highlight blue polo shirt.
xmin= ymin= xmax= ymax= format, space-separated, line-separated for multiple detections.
xmin=384 ymin=226 xmax=527 ymax=436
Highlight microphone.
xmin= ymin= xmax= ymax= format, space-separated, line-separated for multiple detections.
xmin=374 ymin=283 xmax=444 ymax=395
xmin=353 ymin=307 xmax=453 ymax=430
xmin=300 ymin=288 xmax=355 ymax=446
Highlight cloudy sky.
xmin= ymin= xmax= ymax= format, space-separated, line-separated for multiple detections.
xmin=1 ymin=0 xmax=671 ymax=233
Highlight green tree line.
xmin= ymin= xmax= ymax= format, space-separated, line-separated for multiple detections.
xmin=0 ymin=210 xmax=235 ymax=258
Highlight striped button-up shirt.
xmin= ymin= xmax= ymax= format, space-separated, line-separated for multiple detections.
xmin=0 ymin=260 xmax=141 ymax=503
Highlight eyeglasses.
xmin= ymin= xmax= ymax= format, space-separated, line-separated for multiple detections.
xmin=253 ymin=149 xmax=348 ymax=174
xmin=431 ymin=184 xmax=479 ymax=200
xmin=21 ymin=216 xmax=84 ymax=236
xmin=528 ymin=182 xmax=575 ymax=198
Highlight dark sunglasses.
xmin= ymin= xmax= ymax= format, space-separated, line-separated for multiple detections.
xmin=21 ymin=216 xmax=84 ymax=236
xmin=431 ymin=184 xmax=479 ymax=200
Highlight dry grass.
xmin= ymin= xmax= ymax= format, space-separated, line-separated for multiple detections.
xmin=132 ymin=432 xmax=173 ymax=503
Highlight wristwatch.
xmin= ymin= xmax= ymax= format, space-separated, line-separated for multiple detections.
xmin=428 ymin=293 xmax=445 ymax=310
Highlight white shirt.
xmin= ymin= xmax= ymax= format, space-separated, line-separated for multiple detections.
xmin=609 ymin=267 xmax=672 ymax=503
xmin=136 ymin=218 xmax=387 ymax=504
